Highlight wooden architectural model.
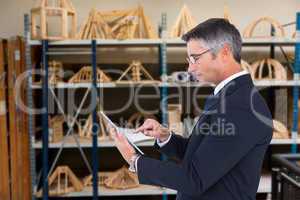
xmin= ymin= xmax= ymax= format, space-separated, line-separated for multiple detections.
xmin=243 ymin=17 xmax=285 ymax=38
xmin=117 ymin=60 xmax=157 ymax=83
xmin=250 ymin=58 xmax=287 ymax=80
xmin=77 ymin=6 xmax=157 ymax=39
xmin=79 ymin=112 xmax=112 ymax=141
xmin=241 ymin=59 xmax=253 ymax=74
xmin=223 ymin=4 xmax=231 ymax=23
xmin=170 ymin=4 xmax=197 ymax=38
xmin=168 ymin=104 xmax=183 ymax=135
xmin=49 ymin=115 xmax=64 ymax=142
xmin=83 ymin=172 xmax=109 ymax=187
xmin=48 ymin=60 xmax=64 ymax=84
xmin=31 ymin=0 xmax=77 ymax=40
xmin=104 ymin=166 xmax=139 ymax=189
xmin=37 ymin=165 xmax=83 ymax=196
xmin=68 ymin=66 xmax=111 ymax=83
xmin=273 ymin=119 xmax=289 ymax=139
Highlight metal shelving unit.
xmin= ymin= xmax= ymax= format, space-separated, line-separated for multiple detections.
xmin=25 ymin=12 xmax=300 ymax=199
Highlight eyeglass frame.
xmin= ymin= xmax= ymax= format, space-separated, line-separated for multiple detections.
xmin=186 ymin=48 xmax=212 ymax=64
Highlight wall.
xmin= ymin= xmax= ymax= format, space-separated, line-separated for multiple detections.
xmin=0 ymin=0 xmax=298 ymax=64
xmin=0 ymin=0 xmax=298 ymax=38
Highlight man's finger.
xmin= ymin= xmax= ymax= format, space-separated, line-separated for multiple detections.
xmin=135 ymin=123 xmax=154 ymax=133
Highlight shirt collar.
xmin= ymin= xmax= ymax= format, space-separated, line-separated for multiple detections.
xmin=214 ymin=70 xmax=249 ymax=95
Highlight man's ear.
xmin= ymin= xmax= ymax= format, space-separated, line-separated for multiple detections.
xmin=220 ymin=43 xmax=232 ymax=61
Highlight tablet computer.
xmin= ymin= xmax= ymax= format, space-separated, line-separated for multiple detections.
xmin=99 ymin=111 xmax=144 ymax=155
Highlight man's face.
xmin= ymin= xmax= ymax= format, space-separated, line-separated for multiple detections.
xmin=186 ymin=39 xmax=221 ymax=84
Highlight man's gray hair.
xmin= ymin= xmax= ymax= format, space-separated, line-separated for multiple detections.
xmin=182 ymin=18 xmax=242 ymax=63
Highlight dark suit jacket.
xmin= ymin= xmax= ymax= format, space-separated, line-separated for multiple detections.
xmin=137 ymin=74 xmax=273 ymax=200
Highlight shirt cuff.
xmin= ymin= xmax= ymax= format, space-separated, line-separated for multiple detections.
xmin=135 ymin=155 xmax=141 ymax=173
xmin=156 ymin=133 xmax=172 ymax=147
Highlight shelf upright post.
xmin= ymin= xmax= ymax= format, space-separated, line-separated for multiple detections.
xmin=91 ymin=39 xmax=99 ymax=199
xmin=292 ymin=12 xmax=300 ymax=153
xmin=41 ymin=39 xmax=49 ymax=200
xmin=24 ymin=13 xmax=37 ymax=200
xmin=159 ymin=13 xmax=168 ymax=200
xmin=270 ymin=26 xmax=275 ymax=58
xmin=159 ymin=13 xmax=168 ymax=128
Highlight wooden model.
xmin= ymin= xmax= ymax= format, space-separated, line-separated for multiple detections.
xmin=250 ymin=58 xmax=287 ymax=80
xmin=48 ymin=60 xmax=64 ymax=84
xmin=68 ymin=66 xmax=111 ymax=83
xmin=241 ymin=59 xmax=253 ymax=74
xmin=243 ymin=17 xmax=285 ymax=38
xmin=128 ymin=112 xmax=157 ymax=129
xmin=117 ymin=60 xmax=157 ymax=83
xmin=76 ymin=9 xmax=115 ymax=39
xmin=31 ymin=0 xmax=77 ymax=40
xmin=223 ymin=4 xmax=231 ymax=23
xmin=49 ymin=115 xmax=64 ymax=142
xmin=77 ymin=6 xmax=157 ymax=39
xmin=273 ymin=119 xmax=289 ymax=139
xmin=168 ymin=104 xmax=183 ymax=134
xmin=37 ymin=165 xmax=83 ymax=196
xmin=49 ymin=115 xmax=81 ymax=142
xmin=170 ymin=4 xmax=197 ymax=38
xmin=79 ymin=112 xmax=111 ymax=141
xmin=104 ymin=166 xmax=139 ymax=189
xmin=83 ymin=172 xmax=109 ymax=187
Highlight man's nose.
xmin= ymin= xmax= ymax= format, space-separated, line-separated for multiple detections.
xmin=188 ymin=63 xmax=196 ymax=73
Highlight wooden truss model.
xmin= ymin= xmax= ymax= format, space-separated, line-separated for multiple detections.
xmin=68 ymin=66 xmax=111 ymax=83
xmin=223 ymin=4 xmax=231 ymax=23
xmin=83 ymin=172 xmax=109 ymax=187
xmin=168 ymin=104 xmax=183 ymax=135
xmin=103 ymin=166 xmax=139 ymax=189
xmin=243 ymin=17 xmax=285 ymax=38
xmin=49 ymin=115 xmax=81 ymax=142
xmin=77 ymin=6 xmax=157 ymax=39
xmin=250 ymin=58 xmax=287 ymax=80
xmin=241 ymin=60 xmax=253 ymax=73
xmin=79 ymin=112 xmax=112 ymax=141
xmin=128 ymin=112 xmax=157 ymax=129
xmin=37 ymin=165 xmax=83 ymax=196
xmin=170 ymin=4 xmax=197 ymax=38
xmin=117 ymin=60 xmax=157 ymax=83
xmin=31 ymin=0 xmax=77 ymax=40
xmin=48 ymin=60 xmax=64 ymax=84
xmin=49 ymin=115 xmax=64 ymax=142
xmin=273 ymin=119 xmax=289 ymax=139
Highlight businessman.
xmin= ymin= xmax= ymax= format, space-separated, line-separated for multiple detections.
xmin=111 ymin=18 xmax=273 ymax=200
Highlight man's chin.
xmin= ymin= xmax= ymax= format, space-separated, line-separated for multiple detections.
xmin=197 ymin=77 xmax=214 ymax=85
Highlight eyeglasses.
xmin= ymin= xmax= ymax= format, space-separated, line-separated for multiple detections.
xmin=186 ymin=49 xmax=211 ymax=64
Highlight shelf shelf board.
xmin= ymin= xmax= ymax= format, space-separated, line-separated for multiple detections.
xmin=28 ymin=37 xmax=297 ymax=47
xmin=34 ymin=175 xmax=270 ymax=197
xmin=28 ymin=39 xmax=162 ymax=46
xmin=33 ymin=137 xmax=300 ymax=149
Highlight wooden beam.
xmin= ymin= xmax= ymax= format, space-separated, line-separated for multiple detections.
xmin=7 ymin=37 xmax=31 ymax=200
xmin=0 ymin=39 xmax=11 ymax=200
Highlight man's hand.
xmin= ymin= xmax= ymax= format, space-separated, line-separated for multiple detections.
xmin=135 ymin=119 xmax=170 ymax=142
xmin=110 ymin=128 xmax=136 ymax=164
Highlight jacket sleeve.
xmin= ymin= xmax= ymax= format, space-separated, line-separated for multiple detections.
xmin=154 ymin=133 xmax=190 ymax=160
xmin=138 ymin=107 xmax=272 ymax=196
